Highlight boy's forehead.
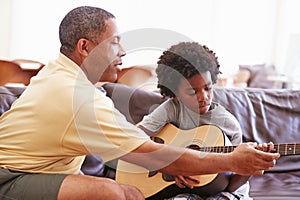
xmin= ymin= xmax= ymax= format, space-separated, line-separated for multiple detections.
xmin=180 ymin=72 xmax=212 ymax=86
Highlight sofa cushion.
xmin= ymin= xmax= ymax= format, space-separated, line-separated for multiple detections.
xmin=0 ymin=86 xmax=26 ymax=116
xmin=249 ymin=171 xmax=300 ymax=199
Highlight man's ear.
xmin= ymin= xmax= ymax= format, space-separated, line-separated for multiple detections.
xmin=76 ymin=38 xmax=90 ymax=57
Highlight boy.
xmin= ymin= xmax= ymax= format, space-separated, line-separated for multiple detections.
xmin=139 ymin=42 xmax=251 ymax=199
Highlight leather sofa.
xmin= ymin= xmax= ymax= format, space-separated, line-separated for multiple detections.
xmin=1 ymin=84 xmax=300 ymax=199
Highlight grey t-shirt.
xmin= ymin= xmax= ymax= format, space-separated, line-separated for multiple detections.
xmin=139 ymin=98 xmax=242 ymax=146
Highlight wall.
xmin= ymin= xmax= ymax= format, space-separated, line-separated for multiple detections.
xmin=0 ymin=0 xmax=12 ymax=59
xmin=1 ymin=0 xmax=300 ymax=77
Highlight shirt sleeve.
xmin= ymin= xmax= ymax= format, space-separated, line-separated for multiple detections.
xmin=63 ymin=89 xmax=150 ymax=163
xmin=222 ymin=110 xmax=243 ymax=146
xmin=139 ymin=99 xmax=178 ymax=136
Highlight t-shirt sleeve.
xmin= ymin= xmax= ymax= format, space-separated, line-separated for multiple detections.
xmin=64 ymin=90 xmax=150 ymax=163
xmin=222 ymin=111 xmax=243 ymax=146
xmin=139 ymin=99 xmax=177 ymax=136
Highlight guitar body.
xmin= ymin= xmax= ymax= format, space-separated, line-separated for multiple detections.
xmin=116 ymin=124 xmax=232 ymax=199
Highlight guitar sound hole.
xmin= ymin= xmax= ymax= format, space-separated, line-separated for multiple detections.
xmin=153 ymin=137 xmax=165 ymax=144
xmin=162 ymin=173 xmax=175 ymax=182
xmin=148 ymin=170 xmax=158 ymax=177
xmin=186 ymin=144 xmax=201 ymax=151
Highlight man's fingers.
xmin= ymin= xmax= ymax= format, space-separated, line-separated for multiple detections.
xmin=185 ymin=176 xmax=200 ymax=184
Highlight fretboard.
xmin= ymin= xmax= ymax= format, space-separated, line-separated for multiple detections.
xmin=199 ymin=143 xmax=300 ymax=156
xmin=199 ymin=146 xmax=236 ymax=153
xmin=274 ymin=143 xmax=300 ymax=156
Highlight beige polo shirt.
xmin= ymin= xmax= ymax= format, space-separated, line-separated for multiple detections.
xmin=0 ymin=53 xmax=150 ymax=174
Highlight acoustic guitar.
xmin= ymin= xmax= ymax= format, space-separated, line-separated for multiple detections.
xmin=116 ymin=124 xmax=300 ymax=199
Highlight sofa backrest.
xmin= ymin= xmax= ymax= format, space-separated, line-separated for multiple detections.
xmin=103 ymin=83 xmax=167 ymax=124
xmin=212 ymin=87 xmax=300 ymax=143
xmin=212 ymin=86 xmax=300 ymax=172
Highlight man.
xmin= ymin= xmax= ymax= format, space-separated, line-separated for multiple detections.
xmin=0 ymin=6 xmax=279 ymax=200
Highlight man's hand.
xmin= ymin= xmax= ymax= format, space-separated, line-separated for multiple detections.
xmin=256 ymin=141 xmax=275 ymax=153
xmin=229 ymin=142 xmax=280 ymax=176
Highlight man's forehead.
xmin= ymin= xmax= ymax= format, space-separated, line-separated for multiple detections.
xmin=97 ymin=19 xmax=120 ymax=42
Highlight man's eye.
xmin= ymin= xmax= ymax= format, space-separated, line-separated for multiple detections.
xmin=111 ymin=38 xmax=120 ymax=44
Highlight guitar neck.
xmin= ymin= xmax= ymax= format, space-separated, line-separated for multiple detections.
xmin=200 ymin=143 xmax=300 ymax=156
xmin=274 ymin=143 xmax=300 ymax=156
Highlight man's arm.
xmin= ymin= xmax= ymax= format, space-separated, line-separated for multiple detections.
xmin=225 ymin=141 xmax=276 ymax=192
xmin=121 ymin=140 xmax=280 ymax=177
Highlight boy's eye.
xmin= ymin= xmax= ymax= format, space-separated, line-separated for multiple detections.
xmin=187 ymin=90 xmax=197 ymax=96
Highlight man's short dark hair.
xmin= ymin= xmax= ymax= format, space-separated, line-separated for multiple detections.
xmin=59 ymin=6 xmax=115 ymax=56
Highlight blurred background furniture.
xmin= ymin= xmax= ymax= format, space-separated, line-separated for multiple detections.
xmin=116 ymin=65 xmax=158 ymax=91
xmin=0 ymin=59 xmax=44 ymax=86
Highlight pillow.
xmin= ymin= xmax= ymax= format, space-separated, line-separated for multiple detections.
xmin=239 ymin=64 xmax=280 ymax=88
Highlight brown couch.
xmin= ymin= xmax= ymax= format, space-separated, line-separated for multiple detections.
xmin=1 ymin=84 xmax=300 ymax=199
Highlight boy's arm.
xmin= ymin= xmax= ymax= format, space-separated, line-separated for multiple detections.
xmin=137 ymin=124 xmax=157 ymax=137
xmin=226 ymin=174 xmax=250 ymax=192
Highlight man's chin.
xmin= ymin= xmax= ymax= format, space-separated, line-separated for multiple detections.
xmin=99 ymin=75 xmax=118 ymax=83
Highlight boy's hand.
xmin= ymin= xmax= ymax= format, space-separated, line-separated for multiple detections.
xmin=174 ymin=175 xmax=200 ymax=189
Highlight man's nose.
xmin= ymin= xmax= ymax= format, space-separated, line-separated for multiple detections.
xmin=119 ymin=44 xmax=126 ymax=57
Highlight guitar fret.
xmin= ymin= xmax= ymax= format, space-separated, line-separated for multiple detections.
xmin=275 ymin=143 xmax=300 ymax=156
xmin=200 ymin=146 xmax=236 ymax=153
xmin=285 ymin=144 xmax=287 ymax=155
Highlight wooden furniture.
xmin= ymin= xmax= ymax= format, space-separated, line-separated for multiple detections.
xmin=0 ymin=59 xmax=44 ymax=86
xmin=117 ymin=65 xmax=158 ymax=91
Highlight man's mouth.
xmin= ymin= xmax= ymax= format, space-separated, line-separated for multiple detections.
xmin=115 ymin=65 xmax=122 ymax=72
xmin=114 ymin=61 xmax=123 ymax=71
